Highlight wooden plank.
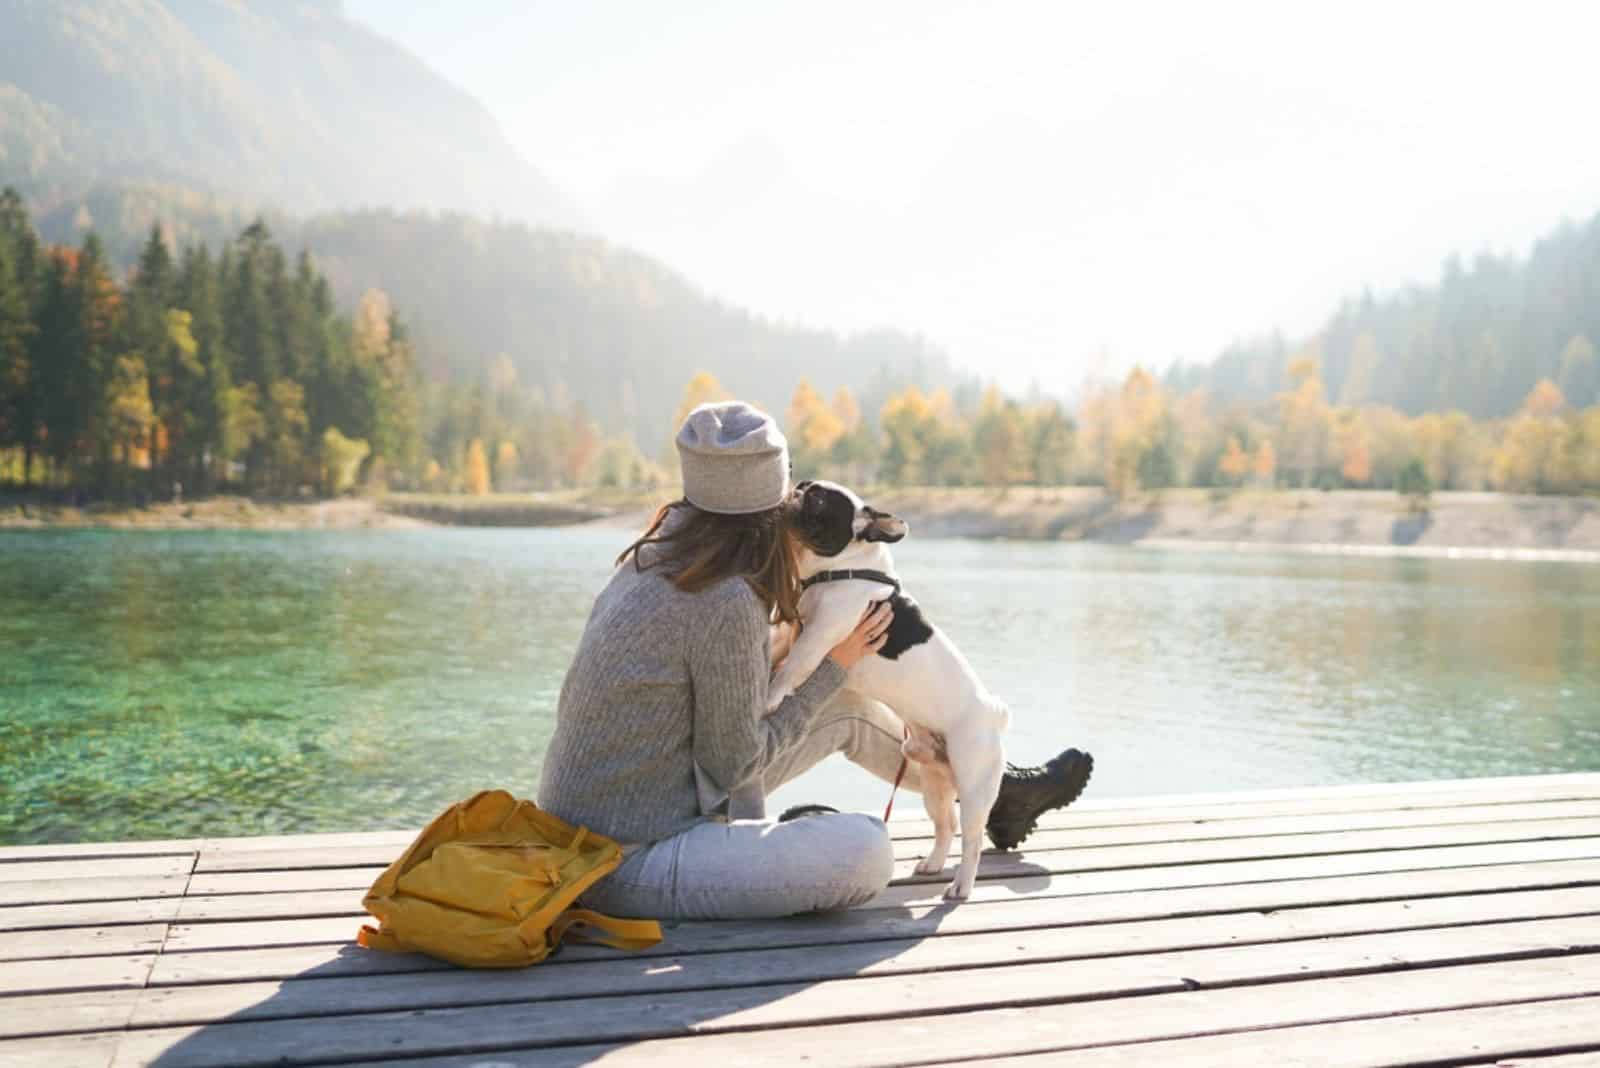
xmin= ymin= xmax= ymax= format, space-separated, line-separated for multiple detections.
xmin=170 ymin=817 xmax=1600 ymax=899
xmin=163 ymin=915 xmax=375 ymax=953
xmin=1027 ymin=771 xmax=1600 ymax=809
xmin=0 ymin=856 xmax=192 ymax=884
xmin=870 ymin=836 xmax=1600 ymax=911
xmin=390 ymin=996 xmax=1600 ymax=1068
xmin=0 ymin=953 xmax=155 ymax=996
xmin=159 ymin=847 xmax=1600 ymax=954
xmin=185 ymin=867 xmax=380 ymax=896
xmin=1466 ymin=1055 xmax=1600 ymax=1067
xmin=937 ymin=799 xmax=1600 ymax=854
xmin=0 ymin=1033 xmax=116 ymax=1068
xmin=0 ymin=875 xmax=189 ymax=908
xmin=163 ymin=835 xmax=1600 ymax=926
xmin=867 ymin=996 xmax=1600 ymax=1068
xmin=0 ymin=924 xmax=167 ymax=963
xmin=350 ymin=959 xmax=1600 ymax=1068
xmin=894 ymin=771 xmax=1600 ymax=824
xmin=0 ymin=829 xmax=415 ymax=864
xmin=147 ymin=879 xmax=1600 ymax=986
xmin=17 ymin=837 xmax=1592 ymax=950
xmin=101 ymin=944 xmax=1600 ymax=1066
xmin=179 ymin=799 xmax=1600 ymax=874
xmin=0 ymin=986 xmax=140 ymax=1043
xmin=2 ymin=772 xmax=1593 ymax=865
xmin=84 ymin=908 xmax=1600 ymax=1036
xmin=0 ymin=899 xmax=181 ymax=933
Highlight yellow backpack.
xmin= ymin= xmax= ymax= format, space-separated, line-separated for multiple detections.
xmin=357 ymin=790 xmax=661 ymax=968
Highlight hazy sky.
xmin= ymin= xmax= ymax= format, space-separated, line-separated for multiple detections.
xmin=347 ymin=0 xmax=1600 ymax=396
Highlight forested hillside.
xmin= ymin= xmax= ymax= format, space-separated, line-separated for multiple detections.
xmin=0 ymin=0 xmax=570 ymax=224
xmin=1169 ymin=212 xmax=1600 ymax=418
xmin=27 ymin=188 xmax=959 ymax=449
xmin=0 ymin=189 xmax=416 ymax=498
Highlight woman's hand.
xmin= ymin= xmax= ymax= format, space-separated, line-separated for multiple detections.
xmin=827 ymin=601 xmax=894 ymax=670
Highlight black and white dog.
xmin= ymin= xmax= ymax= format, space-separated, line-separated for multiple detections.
xmin=768 ymin=479 xmax=1009 ymax=900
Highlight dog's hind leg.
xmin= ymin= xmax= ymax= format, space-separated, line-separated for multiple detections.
xmin=907 ymin=726 xmax=956 ymax=876
xmin=946 ymin=730 xmax=1005 ymax=900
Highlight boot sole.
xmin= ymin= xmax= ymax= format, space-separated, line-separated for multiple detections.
xmin=986 ymin=750 xmax=1094 ymax=851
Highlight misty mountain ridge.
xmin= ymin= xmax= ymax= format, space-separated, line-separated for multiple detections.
xmin=27 ymin=184 xmax=960 ymax=448
xmin=0 ymin=0 xmax=573 ymax=225
xmin=4 ymin=0 xmax=1595 ymax=435
xmin=1168 ymin=212 xmax=1600 ymax=418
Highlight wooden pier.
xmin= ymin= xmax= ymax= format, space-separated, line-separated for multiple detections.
xmin=3 ymin=773 xmax=1600 ymax=1066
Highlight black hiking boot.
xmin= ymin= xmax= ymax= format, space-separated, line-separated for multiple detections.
xmin=985 ymin=748 xmax=1094 ymax=851
xmin=779 ymin=803 xmax=840 ymax=822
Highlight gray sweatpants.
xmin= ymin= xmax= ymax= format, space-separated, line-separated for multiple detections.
xmin=579 ymin=690 xmax=921 ymax=921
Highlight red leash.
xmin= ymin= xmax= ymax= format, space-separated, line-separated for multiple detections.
xmin=883 ymin=726 xmax=910 ymax=822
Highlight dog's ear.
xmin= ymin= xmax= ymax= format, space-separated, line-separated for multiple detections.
xmin=862 ymin=508 xmax=908 ymax=543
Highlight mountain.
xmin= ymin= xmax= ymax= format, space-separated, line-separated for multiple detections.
xmin=292 ymin=209 xmax=956 ymax=447
xmin=26 ymin=190 xmax=957 ymax=449
xmin=0 ymin=0 xmax=572 ymax=225
xmin=3 ymin=0 xmax=957 ymax=445
xmin=1167 ymin=212 xmax=1600 ymax=417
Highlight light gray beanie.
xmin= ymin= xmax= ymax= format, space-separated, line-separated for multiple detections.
xmin=675 ymin=401 xmax=789 ymax=514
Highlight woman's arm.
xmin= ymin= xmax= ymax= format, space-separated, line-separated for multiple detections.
xmin=689 ymin=587 xmax=846 ymax=792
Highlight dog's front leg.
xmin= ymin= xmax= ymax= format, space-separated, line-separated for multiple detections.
xmin=766 ymin=599 xmax=863 ymax=711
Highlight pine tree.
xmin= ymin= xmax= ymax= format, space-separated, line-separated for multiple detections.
xmin=77 ymin=234 xmax=122 ymax=492
xmin=176 ymin=244 xmax=231 ymax=492
xmin=0 ymin=190 xmax=40 ymax=486
xmin=125 ymin=225 xmax=180 ymax=492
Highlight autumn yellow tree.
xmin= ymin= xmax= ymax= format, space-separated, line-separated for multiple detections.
xmin=465 ymin=438 xmax=491 ymax=495
xmin=320 ymin=427 xmax=370 ymax=496
xmin=973 ymin=384 xmax=1024 ymax=486
xmin=1277 ymin=358 xmax=1331 ymax=487
xmin=1025 ymin=400 xmax=1074 ymax=485
xmin=264 ymin=380 xmax=309 ymax=494
xmin=1566 ymin=408 xmax=1600 ymax=491
xmin=672 ymin=372 xmax=732 ymax=431
xmin=1218 ymin=436 xmax=1250 ymax=485
xmin=104 ymin=355 xmax=154 ymax=468
xmin=1253 ymin=439 xmax=1277 ymax=486
xmin=786 ymin=379 xmax=845 ymax=471
xmin=879 ymin=386 xmax=936 ymax=485
xmin=1522 ymin=379 xmax=1567 ymax=418
xmin=1492 ymin=380 xmax=1568 ymax=492
xmin=1336 ymin=413 xmax=1372 ymax=485
xmin=1106 ymin=367 xmax=1168 ymax=497
xmin=563 ymin=410 xmax=600 ymax=485
xmin=494 ymin=440 xmax=519 ymax=486
xmin=1411 ymin=411 xmax=1487 ymax=491
xmin=831 ymin=386 xmax=861 ymax=431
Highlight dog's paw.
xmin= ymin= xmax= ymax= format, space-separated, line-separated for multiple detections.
xmin=942 ymin=880 xmax=971 ymax=902
xmin=913 ymin=856 xmax=945 ymax=877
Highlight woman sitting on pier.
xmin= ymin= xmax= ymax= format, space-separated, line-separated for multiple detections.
xmin=536 ymin=401 xmax=1093 ymax=920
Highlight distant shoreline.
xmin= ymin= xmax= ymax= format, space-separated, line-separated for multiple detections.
xmin=3 ymin=488 xmax=1597 ymax=560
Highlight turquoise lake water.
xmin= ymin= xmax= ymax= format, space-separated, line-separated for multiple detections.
xmin=2 ymin=528 xmax=1597 ymax=845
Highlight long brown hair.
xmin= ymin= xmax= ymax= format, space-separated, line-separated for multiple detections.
xmin=617 ymin=498 xmax=802 ymax=624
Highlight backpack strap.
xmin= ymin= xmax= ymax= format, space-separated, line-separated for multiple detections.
xmin=550 ymin=908 xmax=662 ymax=952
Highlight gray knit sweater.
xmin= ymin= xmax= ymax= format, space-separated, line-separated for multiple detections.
xmin=536 ymin=553 xmax=846 ymax=845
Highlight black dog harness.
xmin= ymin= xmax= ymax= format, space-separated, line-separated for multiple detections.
xmin=799 ymin=569 xmax=902 ymax=595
